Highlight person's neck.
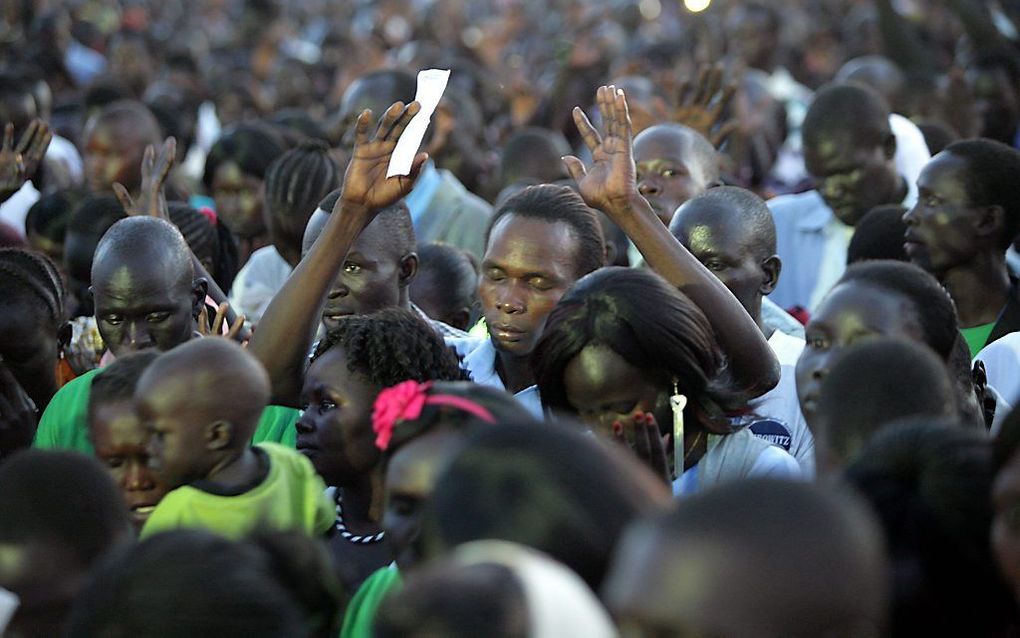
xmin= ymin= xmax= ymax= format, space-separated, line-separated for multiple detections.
xmin=941 ymin=253 xmax=1012 ymax=328
xmin=337 ymin=467 xmax=385 ymax=529
xmin=205 ymin=447 xmax=261 ymax=488
xmin=495 ymin=348 xmax=535 ymax=394
xmin=398 ymin=291 xmax=411 ymax=312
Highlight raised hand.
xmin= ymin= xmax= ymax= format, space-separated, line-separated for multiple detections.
xmin=339 ymin=101 xmax=427 ymax=215
xmin=563 ymin=85 xmax=640 ymax=217
xmin=113 ymin=136 xmax=176 ymax=220
xmin=0 ymin=119 xmax=53 ymax=202
xmin=197 ymin=301 xmax=247 ymax=343
xmin=674 ymin=64 xmax=738 ymax=148
xmin=610 ymin=411 xmax=672 ymax=485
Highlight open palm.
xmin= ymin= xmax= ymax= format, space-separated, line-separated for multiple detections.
xmin=564 ymin=85 xmax=640 ymax=216
xmin=341 ymin=101 xmax=426 ymax=213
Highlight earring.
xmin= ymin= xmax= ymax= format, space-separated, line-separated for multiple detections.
xmin=670 ymin=378 xmax=687 ymax=479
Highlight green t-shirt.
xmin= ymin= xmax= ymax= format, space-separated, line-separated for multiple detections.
xmin=34 ymin=369 xmax=299 ymax=454
xmin=140 ymin=442 xmax=334 ymax=540
xmin=340 ymin=566 xmax=403 ymax=638
xmin=962 ymin=323 xmax=997 ymax=358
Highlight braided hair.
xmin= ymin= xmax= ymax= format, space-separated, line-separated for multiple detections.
xmin=0 ymin=247 xmax=66 ymax=327
xmin=168 ymin=202 xmax=239 ymax=291
xmin=264 ymin=142 xmax=340 ymax=245
xmin=312 ymin=308 xmax=468 ymax=389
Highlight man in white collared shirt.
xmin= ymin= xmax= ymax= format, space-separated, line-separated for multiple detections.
xmin=769 ymin=83 xmax=917 ymax=313
xmin=447 ymin=185 xmax=607 ymax=420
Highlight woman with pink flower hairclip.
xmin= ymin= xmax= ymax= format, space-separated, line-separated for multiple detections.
xmin=339 ymin=380 xmax=534 ymax=638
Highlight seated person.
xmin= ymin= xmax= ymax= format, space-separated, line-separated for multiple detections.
xmin=604 ymin=479 xmax=888 ymax=637
xmin=670 ymin=186 xmax=814 ymax=472
xmin=409 ymin=242 xmax=479 ymax=332
xmin=229 ymin=142 xmax=339 ymax=325
xmin=812 ymin=337 xmax=957 ymax=473
xmin=86 ymin=351 xmax=167 ymax=530
xmin=136 ymin=338 xmax=333 ymax=540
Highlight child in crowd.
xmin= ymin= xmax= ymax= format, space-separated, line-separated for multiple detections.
xmin=134 ymin=338 xmax=333 ymax=540
xmin=86 ymin=351 xmax=166 ymax=529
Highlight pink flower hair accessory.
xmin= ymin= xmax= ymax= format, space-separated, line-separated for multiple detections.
xmin=373 ymin=380 xmax=432 ymax=451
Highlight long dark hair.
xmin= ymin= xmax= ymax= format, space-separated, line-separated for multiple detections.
xmin=532 ymin=267 xmax=745 ymax=430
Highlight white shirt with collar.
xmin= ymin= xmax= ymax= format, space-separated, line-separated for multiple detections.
xmin=445 ymin=336 xmax=544 ymax=419
xmin=768 ymin=175 xmax=918 ymax=313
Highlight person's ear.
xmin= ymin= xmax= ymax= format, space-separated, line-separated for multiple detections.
xmin=57 ymin=321 xmax=72 ymax=350
xmin=450 ymin=307 xmax=472 ymax=332
xmin=399 ymin=253 xmax=418 ymax=288
xmin=760 ymin=254 xmax=782 ymax=295
xmin=191 ymin=278 xmax=209 ymax=320
xmin=882 ymin=132 xmax=898 ymax=161
xmin=206 ymin=420 xmax=233 ymax=451
xmin=975 ymin=204 xmax=1006 ymax=244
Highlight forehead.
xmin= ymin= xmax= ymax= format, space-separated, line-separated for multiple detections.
xmin=813 ymin=282 xmax=918 ymax=336
xmin=672 ymin=204 xmax=754 ymax=256
xmin=634 ymin=130 xmax=697 ymax=166
xmin=91 ymin=400 xmax=146 ymax=446
xmin=484 ymin=215 xmax=580 ymax=274
xmin=386 ymin=429 xmax=462 ymax=491
xmin=918 ymin=152 xmax=969 ymax=192
xmin=351 ymin=216 xmax=401 ymax=261
xmin=804 ymin=129 xmax=877 ymax=173
xmin=306 ymin=345 xmax=376 ymax=394
xmin=93 ymin=258 xmax=190 ymax=306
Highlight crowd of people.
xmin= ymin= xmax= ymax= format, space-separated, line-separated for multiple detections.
xmin=4 ymin=0 xmax=1020 ymax=635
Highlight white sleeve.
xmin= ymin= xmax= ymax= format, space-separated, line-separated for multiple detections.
xmin=749 ymin=445 xmax=804 ymax=480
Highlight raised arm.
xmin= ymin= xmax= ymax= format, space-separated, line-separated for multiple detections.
xmin=564 ymin=85 xmax=779 ymax=398
xmin=248 ymin=102 xmax=426 ymax=406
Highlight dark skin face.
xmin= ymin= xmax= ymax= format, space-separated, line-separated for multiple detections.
xmin=967 ymin=66 xmax=1020 ymax=145
xmin=135 ymin=373 xmax=220 ymax=491
xmin=670 ymin=202 xmax=780 ymax=327
xmin=383 ymin=428 xmax=463 ymax=571
xmin=796 ymin=282 xmax=926 ymax=460
xmin=804 ymin=128 xmax=901 ymax=226
xmin=479 ymin=215 xmax=581 ymax=357
xmin=90 ymin=399 xmax=169 ymax=529
xmin=992 ymin=451 xmax=1020 ymax=606
xmin=563 ymin=344 xmax=670 ymax=437
xmin=91 ymin=251 xmax=204 ymax=358
xmin=904 ymin=152 xmax=996 ymax=276
xmin=0 ymin=301 xmax=60 ymax=409
xmin=633 ymin=129 xmax=715 ymax=226
xmin=295 ymin=347 xmax=382 ymax=487
xmin=302 ymin=210 xmax=416 ymax=330
xmin=84 ymin=120 xmax=149 ymax=193
xmin=212 ymin=161 xmax=266 ymax=239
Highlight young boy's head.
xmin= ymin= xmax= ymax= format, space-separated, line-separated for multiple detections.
xmin=409 ymin=242 xmax=479 ymax=331
xmin=88 ymin=351 xmax=166 ymax=528
xmin=134 ymin=338 xmax=270 ymax=490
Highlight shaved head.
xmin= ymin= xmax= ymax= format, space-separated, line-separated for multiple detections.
xmin=606 ymin=479 xmax=888 ymax=637
xmin=93 ymin=217 xmax=194 ymax=289
xmin=670 ymin=186 xmax=776 ymax=258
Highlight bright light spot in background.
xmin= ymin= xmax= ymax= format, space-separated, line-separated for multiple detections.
xmin=639 ymin=0 xmax=662 ymax=20
xmin=684 ymin=0 xmax=712 ymax=12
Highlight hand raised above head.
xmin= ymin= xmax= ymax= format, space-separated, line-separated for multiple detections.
xmin=0 ymin=119 xmax=52 ymax=202
xmin=674 ymin=63 xmax=738 ymax=148
xmin=338 ymin=101 xmax=428 ymax=216
xmin=563 ymin=85 xmax=641 ymax=218
xmin=113 ymin=136 xmax=176 ymax=220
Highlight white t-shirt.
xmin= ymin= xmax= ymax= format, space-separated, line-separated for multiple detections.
xmin=445 ymin=336 xmax=543 ymax=419
xmin=228 ymin=246 xmax=293 ymax=326
xmin=674 ymin=429 xmax=802 ymax=496
xmin=976 ymin=332 xmax=1020 ymax=426
xmin=746 ymin=330 xmax=816 ymax=476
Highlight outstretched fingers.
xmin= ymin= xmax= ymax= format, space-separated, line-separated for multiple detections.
xmin=571 ymin=106 xmax=602 ymax=154
xmin=112 ymin=183 xmax=135 ymax=212
xmin=562 ymin=155 xmax=587 ymax=183
xmin=155 ymin=137 xmax=177 ymax=186
xmin=353 ymin=109 xmax=374 ymax=148
xmin=384 ymin=101 xmax=421 ymax=142
xmin=613 ymin=86 xmax=632 ymax=144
